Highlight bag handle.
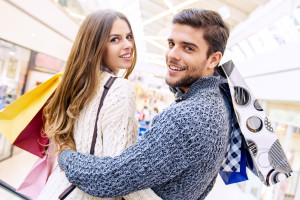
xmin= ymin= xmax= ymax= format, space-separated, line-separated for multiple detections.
xmin=59 ymin=76 xmax=117 ymax=200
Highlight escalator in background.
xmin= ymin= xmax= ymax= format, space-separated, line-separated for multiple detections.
xmin=0 ymin=179 xmax=31 ymax=200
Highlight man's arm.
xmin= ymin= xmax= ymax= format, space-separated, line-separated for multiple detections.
xmin=59 ymin=122 xmax=191 ymax=197
xmin=59 ymin=103 xmax=228 ymax=198
xmin=100 ymin=80 xmax=162 ymax=200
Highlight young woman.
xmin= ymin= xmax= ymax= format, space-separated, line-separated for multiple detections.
xmin=37 ymin=9 xmax=161 ymax=200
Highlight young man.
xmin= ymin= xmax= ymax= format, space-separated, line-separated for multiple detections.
xmin=58 ymin=8 xmax=231 ymax=200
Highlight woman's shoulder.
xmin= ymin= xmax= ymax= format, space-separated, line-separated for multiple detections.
xmin=102 ymin=75 xmax=136 ymax=99
xmin=112 ymin=76 xmax=134 ymax=88
xmin=99 ymin=72 xmax=133 ymax=88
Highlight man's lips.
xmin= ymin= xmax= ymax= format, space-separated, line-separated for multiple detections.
xmin=167 ymin=61 xmax=186 ymax=71
xmin=168 ymin=65 xmax=185 ymax=71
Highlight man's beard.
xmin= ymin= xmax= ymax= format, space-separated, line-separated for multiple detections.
xmin=166 ymin=74 xmax=200 ymax=88
xmin=165 ymin=58 xmax=206 ymax=88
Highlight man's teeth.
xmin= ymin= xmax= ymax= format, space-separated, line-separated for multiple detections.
xmin=121 ymin=54 xmax=130 ymax=58
xmin=170 ymin=65 xmax=183 ymax=71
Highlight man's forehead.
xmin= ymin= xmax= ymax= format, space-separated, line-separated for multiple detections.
xmin=168 ymin=24 xmax=204 ymax=42
xmin=169 ymin=24 xmax=203 ymax=36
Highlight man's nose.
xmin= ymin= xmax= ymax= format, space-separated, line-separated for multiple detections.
xmin=167 ymin=47 xmax=180 ymax=61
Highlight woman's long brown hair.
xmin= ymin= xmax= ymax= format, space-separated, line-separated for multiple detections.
xmin=44 ymin=9 xmax=137 ymax=153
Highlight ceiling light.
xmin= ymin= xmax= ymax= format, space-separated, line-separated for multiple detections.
xmin=143 ymin=0 xmax=198 ymax=25
xmin=218 ymin=6 xmax=230 ymax=20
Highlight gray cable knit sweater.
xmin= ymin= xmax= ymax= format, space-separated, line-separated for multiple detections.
xmin=59 ymin=76 xmax=232 ymax=200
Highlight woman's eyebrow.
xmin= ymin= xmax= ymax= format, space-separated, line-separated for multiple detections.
xmin=109 ymin=34 xmax=120 ymax=37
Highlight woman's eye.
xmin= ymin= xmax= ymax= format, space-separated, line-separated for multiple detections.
xmin=126 ymin=34 xmax=133 ymax=40
xmin=110 ymin=37 xmax=119 ymax=42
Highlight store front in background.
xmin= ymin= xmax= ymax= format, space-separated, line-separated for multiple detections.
xmin=0 ymin=38 xmax=65 ymax=161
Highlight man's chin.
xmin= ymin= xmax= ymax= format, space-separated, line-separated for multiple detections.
xmin=165 ymin=77 xmax=176 ymax=88
xmin=165 ymin=76 xmax=198 ymax=88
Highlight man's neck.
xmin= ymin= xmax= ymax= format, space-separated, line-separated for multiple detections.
xmin=180 ymin=87 xmax=189 ymax=93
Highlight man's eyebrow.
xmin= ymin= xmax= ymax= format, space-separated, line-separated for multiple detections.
xmin=182 ymin=41 xmax=199 ymax=49
xmin=167 ymin=38 xmax=199 ymax=49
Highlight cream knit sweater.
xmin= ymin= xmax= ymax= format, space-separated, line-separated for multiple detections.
xmin=38 ymin=72 xmax=161 ymax=200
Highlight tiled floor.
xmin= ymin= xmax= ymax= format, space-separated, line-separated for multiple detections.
xmin=0 ymin=147 xmax=256 ymax=200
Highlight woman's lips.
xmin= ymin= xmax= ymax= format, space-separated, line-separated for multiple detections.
xmin=120 ymin=53 xmax=132 ymax=61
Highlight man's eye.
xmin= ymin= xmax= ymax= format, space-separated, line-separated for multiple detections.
xmin=185 ymin=46 xmax=194 ymax=51
xmin=110 ymin=37 xmax=119 ymax=42
xmin=168 ymin=42 xmax=174 ymax=47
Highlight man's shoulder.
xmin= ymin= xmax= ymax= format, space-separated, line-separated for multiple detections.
xmin=172 ymin=91 xmax=229 ymax=127
xmin=187 ymin=89 xmax=225 ymax=109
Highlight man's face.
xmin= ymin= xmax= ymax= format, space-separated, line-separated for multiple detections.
xmin=165 ymin=23 xmax=214 ymax=92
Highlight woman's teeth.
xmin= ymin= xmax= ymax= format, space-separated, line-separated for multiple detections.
xmin=120 ymin=54 xmax=130 ymax=58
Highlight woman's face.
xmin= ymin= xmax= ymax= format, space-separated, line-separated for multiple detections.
xmin=102 ymin=18 xmax=134 ymax=74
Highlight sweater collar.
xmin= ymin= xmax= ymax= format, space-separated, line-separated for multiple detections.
xmin=170 ymin=76 xmax=220 ymax=102
xmin=100 ymin=65 xmax=117 ymax=76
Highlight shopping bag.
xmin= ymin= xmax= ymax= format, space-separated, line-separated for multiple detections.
xmin=16 ymin=141 xmax=57 ymax=199
xmin=0 ymin=73 xmax=62 ymax=158
xmin=218 ymin=60 xmax=292 ymax=186
xmin=219 ymin=146 xmax=248 ymax=184
xmin=218 ymin=72 xmax=247 ymax=184
xmin=14 ymin=104 xmax=49 ymax=158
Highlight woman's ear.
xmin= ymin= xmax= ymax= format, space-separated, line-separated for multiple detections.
xmin=208 ymin=51 xmax=222 ymax=69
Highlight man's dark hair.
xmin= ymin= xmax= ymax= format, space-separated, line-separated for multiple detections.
xmin=172 ymin=8 xmax=230 ymax=58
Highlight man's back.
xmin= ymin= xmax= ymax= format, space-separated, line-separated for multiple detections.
xmin=149 ymin=76 xmax=231 ymax=199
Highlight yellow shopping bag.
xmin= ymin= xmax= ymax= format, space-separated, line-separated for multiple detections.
xmin=0 ymin=73 xmax=62 ymax=157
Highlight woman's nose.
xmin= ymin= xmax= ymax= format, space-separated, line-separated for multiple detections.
xmin=123 ymin=39 xmax=133 ymax=49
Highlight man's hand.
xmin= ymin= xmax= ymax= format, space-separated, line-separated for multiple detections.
xmin=58 ymin=150 xmax=73 ymax=172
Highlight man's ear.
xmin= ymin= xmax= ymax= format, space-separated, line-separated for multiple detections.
xmin=208 ymin=52 xmax=222 ymax=69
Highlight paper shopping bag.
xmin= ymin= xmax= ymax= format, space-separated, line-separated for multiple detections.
xmin=218 ymin=74 xmax=247 ymax=184
xmin=0 ymin=73 xmax=62 ymax=157
xmin=13 ymin=104 xmax=49 ymax=158
xmin=219 ymin=146 xmax=248 ymax=184
xmin=16 ymin=141 xmax=57 ymax=199
xmin=219 ymin=108 xmax=248 ymax=184
xmin=218 ymin=60 xmax=292 ymax=186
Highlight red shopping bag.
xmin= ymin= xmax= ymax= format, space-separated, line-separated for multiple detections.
xmin=13 ymin=105 xmax=49 ymax=158
xmin=0 ymin=73 xmax=62 ymax=158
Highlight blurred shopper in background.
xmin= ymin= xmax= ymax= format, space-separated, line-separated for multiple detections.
xmin=38 ymin=9 xmax=161 ymax=200
xmin=58 ymin=8 xmax=231 ymax=200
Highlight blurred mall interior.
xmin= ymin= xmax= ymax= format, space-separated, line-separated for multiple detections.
xmin=0 ymin=0 xmax=300 ymax=199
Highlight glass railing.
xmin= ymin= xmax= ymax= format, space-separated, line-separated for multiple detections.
xmin=0 ymin=179 xmax=31 ymax=200
xmin=0 ymin=135 xmax=13 ymax=161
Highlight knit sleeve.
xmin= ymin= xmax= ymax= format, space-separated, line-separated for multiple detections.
xmin=58 ymin=93 xmax=229 ymax=198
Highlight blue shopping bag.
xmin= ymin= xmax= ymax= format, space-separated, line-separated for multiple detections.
xmin=219 ymin=148 xmax=248 ymax=184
